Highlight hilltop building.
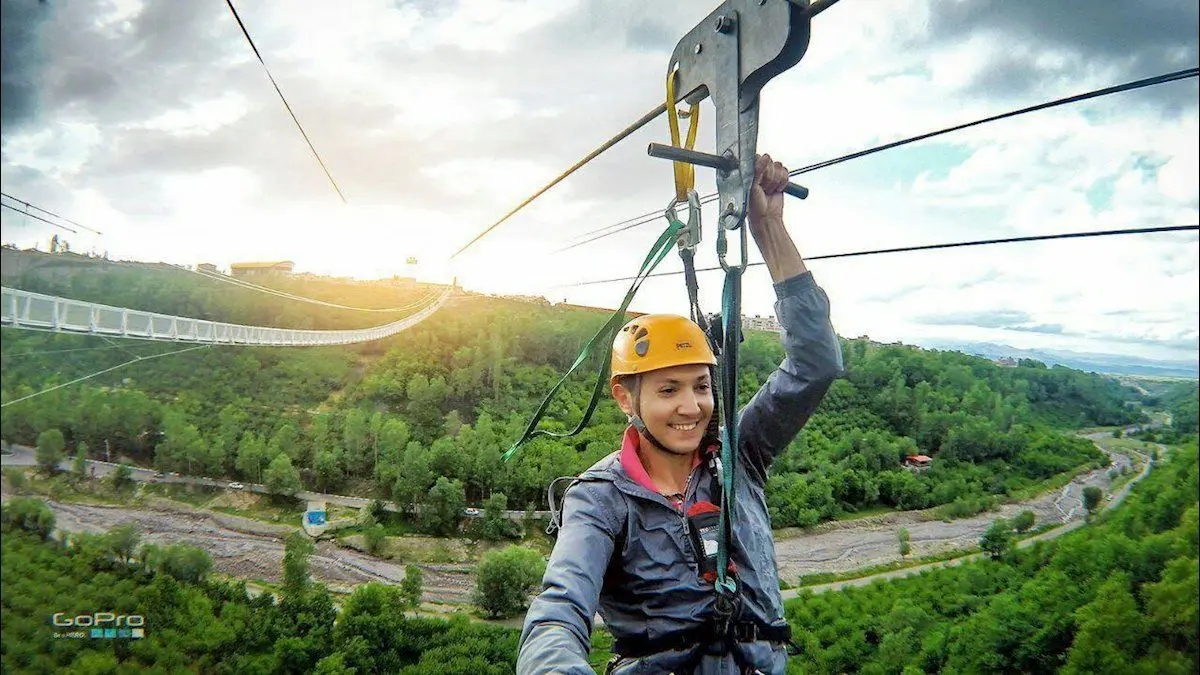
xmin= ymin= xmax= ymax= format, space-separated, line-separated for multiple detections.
xmin=744 ymin=314 xmax=783 ymax=333
xmin=229 ymin=260 xmax=294 ymax=278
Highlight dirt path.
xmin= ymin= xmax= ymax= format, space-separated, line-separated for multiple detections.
xmin=771 ymin=442 xmax=1134 ymax=583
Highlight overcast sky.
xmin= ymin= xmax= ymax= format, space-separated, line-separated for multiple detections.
xmin=2 ymin=0 xmax=1197 ymax=364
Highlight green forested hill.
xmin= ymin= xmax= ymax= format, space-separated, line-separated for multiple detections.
xmin=783 ymin=440 xmax=1199 ymax=674
xmin=2 ymin=250 xmax=1169 ymax=526
xmin=3 ymin=441 xmax=1195 ymax=673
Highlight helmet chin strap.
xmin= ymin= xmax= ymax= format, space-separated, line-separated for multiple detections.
xmin=625 ymin=375 xmax=676 ymax=455
xmin=629 ymin=413 xmax=677 ymax=455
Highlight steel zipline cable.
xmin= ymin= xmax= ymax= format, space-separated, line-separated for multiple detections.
xmin=559 ymin=67 xmax=1200 ymax=251
xmin=558 ymin=224 xmax=1200 ymax=287
xmin=0 ymin=192 xmax=101 ymax=235
xmin=225 ymin=0 xmax=347 ymax=203
xmin=448 ymin=0 xmax=847 ymax=260
xmin=0 ymin=201 xmax=79 ymax=235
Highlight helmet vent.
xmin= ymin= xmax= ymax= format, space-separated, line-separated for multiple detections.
xmin=635 ymin=338 xmax=650 ymax=357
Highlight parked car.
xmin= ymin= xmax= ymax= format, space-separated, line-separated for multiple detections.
xmin=229 ymin=482 xmax=245 ymax=490
xmin=463 ymin=507 xmax=482 ymax=517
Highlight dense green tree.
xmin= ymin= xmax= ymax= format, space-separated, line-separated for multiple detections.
xmin=264 ymin=453 xmax=302 ymax=497
xmin=110 ymin=463 xmax=135 ymax=492
xmin=399 ymin=565 xmax=424 ymax=610
xmin=71 ymin=443 xmax=88 ymax=478
xmin=1 ymin=497 xmax=56 ymax=539
xmin=473 ymin=546 xmax=546 ymax=619
xmin=343 ymin=409 xmax=372 ymax=477
xmin=35 ymin=428 xmax=65 ymax=474
xmin=363 ymin=522 xmax=386 ymax=555
xmin=235 ymin=432 xmax=269 ymax=483
xmin=1012 ymin=510 xmax=1036 ymax=534
xmin=1062 ymin=574 xmax=1145 ymax=674
xmin=283 ymin=531 xmax=315 ymax=596
xmin=422 ymin=477 xmax=466 ymax=536
xmin=155 ymin=412 xmax=212 ymax=475
xmin=312 ymin=448 xmax=344 ymax=494
xmin=980 ymin=518 xmax=1014 ymax=560
xmin=105 ymin=524 xmax=142 ymax=566
xmin=897 ymin=528 xmax=911 ymax=557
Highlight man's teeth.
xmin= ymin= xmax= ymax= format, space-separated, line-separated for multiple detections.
xmin=669 ymin=422 xmax=698 ymax=431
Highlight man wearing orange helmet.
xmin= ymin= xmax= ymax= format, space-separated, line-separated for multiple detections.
xmin=518 ymin=155 xmax=843 ymax=674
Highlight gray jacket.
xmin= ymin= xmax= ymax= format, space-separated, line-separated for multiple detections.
xmin=517 ymin=271 xmax=842 ymax=675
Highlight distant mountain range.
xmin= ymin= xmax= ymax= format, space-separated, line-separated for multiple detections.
xmin=917 ymin=340 xmax=1199 ymax=380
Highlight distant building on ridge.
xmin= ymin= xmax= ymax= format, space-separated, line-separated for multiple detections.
xmin=743 ymin=314 xmax=782 ymax=333
xmin=229 ymin=260 xmax=294 ymax=278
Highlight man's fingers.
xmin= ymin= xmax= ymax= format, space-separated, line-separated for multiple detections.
xmin=755 ymin=153 xmax=791 ymax=195
xmin=765 ymin=161 xmax=789 ymax=194
xmin=754 ymin=154 xmax=770 ymax=187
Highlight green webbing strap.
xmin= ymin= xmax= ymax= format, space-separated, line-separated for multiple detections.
xmin=715 ymin=266 xmax=743 ymax=596
xmin=714 ymin=218 xmax=748 ymax=598
xmin=504 ymin=216 xmax=686 ymax=461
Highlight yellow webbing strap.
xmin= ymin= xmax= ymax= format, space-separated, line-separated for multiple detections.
xmin=666 ymin=69 xmax=700 ymax=202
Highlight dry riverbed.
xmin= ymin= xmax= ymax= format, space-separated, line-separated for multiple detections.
xmin=4 ymin=441 xmax=1135 ymax=602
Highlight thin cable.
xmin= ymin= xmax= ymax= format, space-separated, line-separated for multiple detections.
xmin=1 ymin=345 xmax=209 ymax=408
xmin=448 ymin=0 xmax=857 ymax=260
xmin=225 ymin=0 xmax=346 ymax=203
xmin=560 ymin=67 xmax=1200 ymax=250
xmin=448 ymin=102 xmax=668 ymax=259
xmin=0 ymin=192 xmax=102 ymax=235
xmin=188 ymin=265 xmax=445 ymax=313
xmin=100 ymin=335 xmax=145 ymax=361
xmin=558 ymin=224 xmax=1199 ymax=287
xmin=1 ymin=344 xmax=135 ymax=358
xmin=1 ymin=202 xmax=78 ymax=234
xmin=786 ymin=67 xmax=1198 ymax=177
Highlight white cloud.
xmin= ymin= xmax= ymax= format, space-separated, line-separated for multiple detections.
xmin=0 ymin=0 xmax=1196 ymax=365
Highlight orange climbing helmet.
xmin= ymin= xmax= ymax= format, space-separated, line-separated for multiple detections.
xmin=610 ymin=314 xmax=717 ymax=385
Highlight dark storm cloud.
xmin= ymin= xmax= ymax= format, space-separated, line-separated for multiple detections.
xmin=37 ymin=0 xmax=246 ymax=125
xmin=921 ymin=0 xmax=1199 ymax=103
xmin=0 ymin=0 xmax=53 ymax=135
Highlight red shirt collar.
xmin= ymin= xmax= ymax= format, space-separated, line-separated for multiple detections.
xmin=619 ymin=425 xmax=701 ymax=495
